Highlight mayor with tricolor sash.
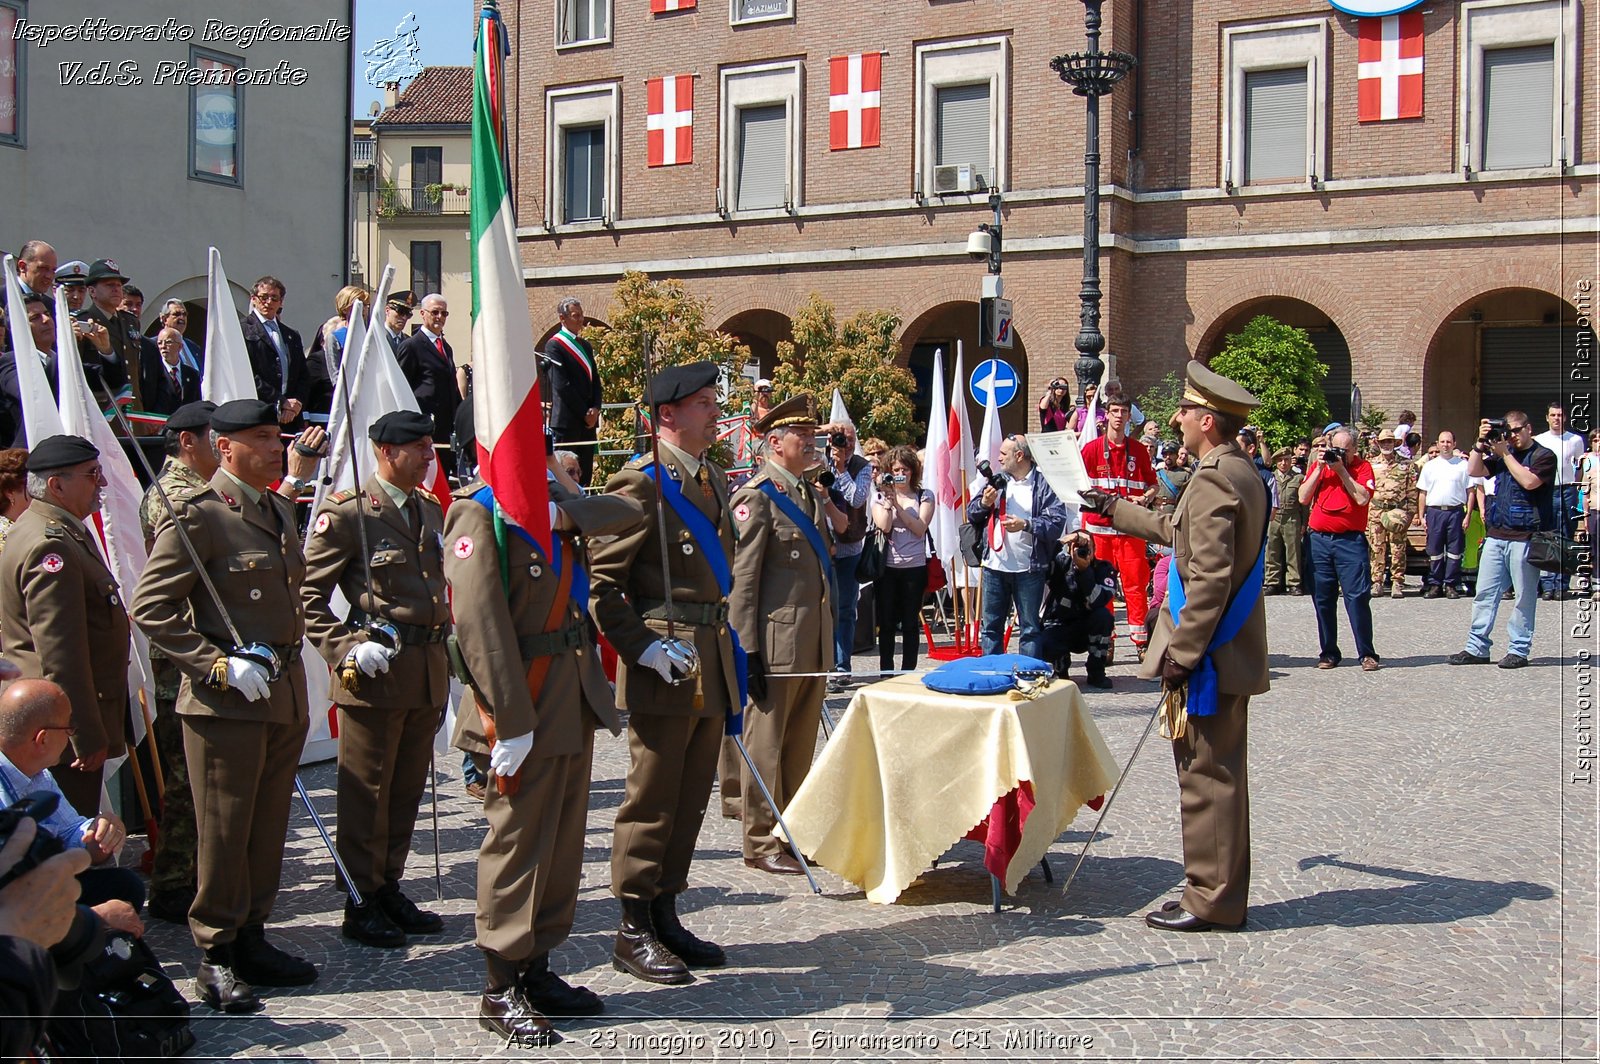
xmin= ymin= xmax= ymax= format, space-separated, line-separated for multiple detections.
xmin=1079 ymin=359 xmax=1270 ymax=933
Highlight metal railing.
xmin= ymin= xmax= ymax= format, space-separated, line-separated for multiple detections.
xmin=376 ymin=186 xmax=470 ymax=217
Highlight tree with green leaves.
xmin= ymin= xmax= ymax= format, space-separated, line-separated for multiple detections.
xmin=1135 ymin=370 xmax=1185 ymax=444
xmin=1210 ymin=315 xmax=1330 ymax=450
xmin=586 ymin=271 xmax=750 ymax=480
xmin=770 ymin=294 xmax=919 ymax=445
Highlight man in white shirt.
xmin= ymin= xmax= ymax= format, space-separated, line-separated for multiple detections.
xmin=1534 ymin=402 xmax=1583 ymax=599
xmin=1416 ymin=431 xmax=1472 ymax=598
xmin=965 ymin=435 xmax=1069 ymax=660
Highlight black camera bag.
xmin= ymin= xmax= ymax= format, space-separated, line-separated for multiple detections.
xmin=46 ymin=930 xmax=195 ymax=1061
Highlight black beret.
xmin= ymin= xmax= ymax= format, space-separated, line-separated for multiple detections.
xmin=25 ymin=434 xmax=99 ymax=471
xmin=164 ymin=401 xmax=217 ymax=433
xmin=369 ymin=410 xmax=435 ymax=444
xmin=645 ymin=360 xmax=720 ymax=408
xmin=210 ymin=399 xmax=279 ymax=433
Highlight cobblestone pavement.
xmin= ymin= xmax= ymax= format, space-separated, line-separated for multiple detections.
xmin=125 ymin=592 xmax=1598 ymax=1061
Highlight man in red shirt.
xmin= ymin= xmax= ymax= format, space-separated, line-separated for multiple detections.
xmin=1299 ymin=427 xmax=1379 ymax=670
xmin=1080 ymin=388 xmax=1157 ymax=656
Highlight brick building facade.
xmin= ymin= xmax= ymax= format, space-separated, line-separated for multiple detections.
xmin=498 ymin=0 xmax=1597 ymax=438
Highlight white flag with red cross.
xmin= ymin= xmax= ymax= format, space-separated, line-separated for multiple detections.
xmin=650 ymin=0 xmax=695 ymax=12
xmin=829 ymin=52 xmax=881 ymax=150
xmin=647 ymin=75 xmax=694 ymax=166
xmin=1357 ymin=11 xmax=1424 ymax=122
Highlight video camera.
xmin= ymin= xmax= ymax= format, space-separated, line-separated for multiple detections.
xmin=976 ymin=460 xmax=1008 ymax=492
xmin=0 ymin=792 xmax=106 ymax=988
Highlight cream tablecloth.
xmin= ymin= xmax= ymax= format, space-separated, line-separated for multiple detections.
xmin=782 ymin=674 xmax=1118 ymax=903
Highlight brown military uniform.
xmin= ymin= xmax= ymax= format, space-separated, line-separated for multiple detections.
xmin=728 ymin=467 xmax=833 ymax=861
xmin=0 ymin=500 xmax=130 ymax=816
xmin=79 ymin=304 xmax=144 ymax=410
xmin=588 ymin=448 xmax=741 ymax=902
xmin=443 ymin=479 xmax=643 ymax=965
xmin=1111 ymin=440 xmax=1269 ymax=927
xmin=130 ymin=470 xmax=310 ymax=950
xmin=1367 ymin=452 xmax=1418 ymax=591
xmin=302 ymin=476 xmax=450 ymax=896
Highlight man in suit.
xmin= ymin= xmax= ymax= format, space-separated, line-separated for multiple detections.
xmin=589 ymin=361 xmax=740 ymax=986
xmin=1080 ymin=360 xmax=1270 ymax=933
xmin=728 ymin=394 xmax=833 ymax=876
xmin=0 ymin=436 xmax=130 ymax=817
xmin=397 ymin=294 xmax=462 ymax=454
xmin=0 ymin=293 xmax=64 ymax=447
xmin=74 ymin=259 xmax=140 ymax=409
xmin=14 ymin=240 xmax=57 ymax=298
xmin=542 ymin=297 xmax=603 ymax=486
xmin=240 ymin=276 xmax=308 ymax=427
xmin=302 ymin=411 xmax=450 ymax=950
xmin=141 ymin=328 xmax=201 ymax=415
xmin=131 ymin=399 xmax=318 ymax=1012
xmin=378 ymin=290 xmax=416 ymax=357
xmin=156 ymin=299 xmax=204 ymax=376
xmin=444 ymin=455 xmax=643 ymax=1044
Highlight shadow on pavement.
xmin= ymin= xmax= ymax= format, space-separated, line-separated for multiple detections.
xmin=1249 ymin=854 xmax=1555 ymax=930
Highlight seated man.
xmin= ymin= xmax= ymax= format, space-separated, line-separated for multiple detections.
xmin=0 ymin=678 xmax=143 ymax=937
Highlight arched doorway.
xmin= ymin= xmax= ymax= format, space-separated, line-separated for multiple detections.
xmin=900 ymin=300 xmax=1031 ymax=439
xmin=1422 ymin=287 xmax=1593 ymax=435
xmin=1198 ymin=297 xmax=1352 ymax=423
xmin=718 ymin=309 xmax=793 ymax=382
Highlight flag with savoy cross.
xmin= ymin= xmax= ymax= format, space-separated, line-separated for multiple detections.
xmin=647 ymin=74 xmax=694 ymax=166
xmin=651 ymin=0 xmax=695 ymax=11
xmin=1357 ymin=11 xmax=1424 ymax=122
xmin=829 ymin=52 xmax=881 ymax=150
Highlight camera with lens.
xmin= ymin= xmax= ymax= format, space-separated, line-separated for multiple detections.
xmin=976 ymin=460 xmax=1008 ymax=492
xmin=0 ymin=791 xmax=106 ymax=988
xmin=816 ymin=468 xmax=836 ymax=490
xmin=829 ymin=431 xmax=848 ymax=450
xmin=1481 ymin=418 xmax=1509 ymax=444
xmin=1322 ymin=446 xmax=1346 ymax=464
xmin=1073 ymin=542 xmax=1092 ymax=560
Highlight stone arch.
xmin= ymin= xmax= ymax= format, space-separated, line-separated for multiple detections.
xmin=718 ymin=308 xmax=794 ymax=377
xmin=148 ymin=275 xmax=248 ymax=351
xmin=706 ymin=282 xmax=807 ymax=329
xmin=899 ymin=298 xmax=1033 ymax=437
xmin=1195 ymin=294 xmax=1354 ymax=423
xmin=536 ymin=316 xmax=611 ymax=348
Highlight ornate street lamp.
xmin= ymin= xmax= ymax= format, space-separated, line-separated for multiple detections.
xmin=1051 ymin=0 xmax=1136 ymax=402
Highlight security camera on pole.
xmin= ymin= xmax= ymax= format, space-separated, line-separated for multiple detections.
xmin=969 ymin=187 xmax=1012 ymax=352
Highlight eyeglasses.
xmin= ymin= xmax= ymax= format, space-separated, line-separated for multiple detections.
xmin=254 ymin=293 xmax=283 ymax=305
xmin=37 ymin=724 xmax=76 ymax=737
xmin=423 ymin=308 xmax=449 ymax=317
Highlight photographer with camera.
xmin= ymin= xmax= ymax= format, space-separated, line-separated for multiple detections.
xmin=966 ymin=434 xmax=1068 ymax=660
xmin=1448 ymin=412 xmax=1555 ymax=670
xmin=820 ymin=422 xmax=873 ymax=686
xmin=1298 ymin=427 xmax=1380 ymax=671
xmin=870 ymin=446 xmax=934 ymax=676
xmin=1041 ymin=531 xmax=1117 ymax=689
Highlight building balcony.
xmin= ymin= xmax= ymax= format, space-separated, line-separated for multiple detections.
xmin=352 ymin=137 xmax=375 ymax=168
xmin=376 ymin=186 xmax=470 ymax=217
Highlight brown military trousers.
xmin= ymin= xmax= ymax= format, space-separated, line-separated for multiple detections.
xmin=740 ymin=675 xmax=824 ymax=860
xmin=611 ymin=712 xmax=723 ymax=900
xmin=1174 ymin=693 xmax=1250 ymax=926
xmin=335 ymin=702 xmax=439 ymax=895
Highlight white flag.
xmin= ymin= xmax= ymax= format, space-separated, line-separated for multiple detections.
xmin=200 ymin=247 xmax=257 ymax=404
xmin=2 ymin=256 xmax=66 ymax=444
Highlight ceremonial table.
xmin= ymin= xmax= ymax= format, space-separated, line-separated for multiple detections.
xmin=782 ymin=674 xmax=1118 ymax=905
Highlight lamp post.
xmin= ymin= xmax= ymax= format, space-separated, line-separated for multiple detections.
xmin=1051 ymin=0 xmax=1136 ymax=402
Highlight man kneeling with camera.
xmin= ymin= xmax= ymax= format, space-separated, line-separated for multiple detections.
xmin=1041 ymin=531 xmax=1118 ymax=689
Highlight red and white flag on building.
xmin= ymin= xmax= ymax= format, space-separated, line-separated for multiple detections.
xmin=829 ymin=52 xmax=881 ymax=150
xmin=1357 ymin=11 xmax=1424 ymax=122
xmin=650 ymin=0 xmax=695 ymax=11
xmin=647 ymin=74 xmax=694 ymax=166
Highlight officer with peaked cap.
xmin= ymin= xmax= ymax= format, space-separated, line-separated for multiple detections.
xmin=0 ymin=435 xmax=130 ymax=818
xmin=727 ymin=393 xmax=834 ymax=875
xmin=1081 ymin=360 xmax=1270 ymax=932
xmin=131 ymin=398 xmax=316 ymax=1012
xmin=302 ymin=409 xmax=451 ymax=950
xmin=589 ymin=360 xmax=743 ymax=985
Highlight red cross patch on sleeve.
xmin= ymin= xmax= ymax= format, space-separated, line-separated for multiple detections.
xmin=453 ymin=536 xmax=475 ymax=559
xmin=40 ymin=553 xmax=64 ymax=574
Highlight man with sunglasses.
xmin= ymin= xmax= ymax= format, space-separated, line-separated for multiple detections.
xmin=378 ymin=291 xmax=417 ymax=356
xmin=0 ymin=436 xmax=130 ymax=818
xmin=1449 ymin=412 xmax=1555 ymax=670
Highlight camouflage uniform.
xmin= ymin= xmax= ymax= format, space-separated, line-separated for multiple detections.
xmin=139 ymin=457 xmax=207 ymax=907
xmin=1265 ymin=469 xmax=1306 ymax=592
xmin=1366 ymin=452 xmax=1417 ymax=593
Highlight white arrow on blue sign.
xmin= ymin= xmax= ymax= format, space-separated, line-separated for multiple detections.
xmin=1327 ymin=0 xmax=1424 ymax=15
xmin=970 ymin=358 xmax=1019 ymax=409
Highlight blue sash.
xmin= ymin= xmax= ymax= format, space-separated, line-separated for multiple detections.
xmin=1165 ymin=519 xmax=1267 ymax=717
xmin=648 ymin=463 xmax=747 ymax=733
xmin=757 ymin=479 xmax=833 ymax=583
xmin=468 ymin=484 xmax=588 ymax=614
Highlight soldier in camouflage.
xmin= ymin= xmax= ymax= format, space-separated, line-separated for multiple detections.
xmin=1366 ymin=428 xmax=1418 ymax=598
xmin=1265 ymin=448 xmax=1306 ymax=594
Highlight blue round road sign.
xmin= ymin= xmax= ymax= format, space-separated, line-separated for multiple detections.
xmin=970 ymin=359 xmax=1019 ymax=409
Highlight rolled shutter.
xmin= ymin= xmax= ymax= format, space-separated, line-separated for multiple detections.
xmin=1482 ymin=45 xmax=1554 ymax=170
xmin=1479 ymin=326 xmax=1585 ymax=422
xmin=736 ymin=104 xmax=788 ymax=211
xmin=1245 ymin=67 xmax=1307 ymax=184
xmin=935 ymin=82 xmax=991 ymax=187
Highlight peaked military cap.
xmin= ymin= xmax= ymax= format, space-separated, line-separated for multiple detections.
xmin=26 ymin=434 xmax=99 ymax=471
xmin=369 ymin=409 xmax=435 ymax=444
xmin=1181 ymin=360 xmax=1259 ymax=419
xmin=85 ymin=259 xmax=128 ymax=284
xmin=210 ymin=399 xmax=279 ymax=433
xmin=751 ymin=392 xmax=819 ymax=435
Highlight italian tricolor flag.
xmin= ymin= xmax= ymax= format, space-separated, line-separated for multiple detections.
xmin=472 ymin=1 xmax=552 ymax=553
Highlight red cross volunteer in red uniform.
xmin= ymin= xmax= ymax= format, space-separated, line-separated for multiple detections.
xmin=1080 ymin=385 xmax=1158 ymax=656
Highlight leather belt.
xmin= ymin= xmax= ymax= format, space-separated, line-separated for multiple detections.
xmin=518 ymin=621 xmax=587 ymax=660
xmin=639 ymin=599 xmax=729 ymax=626
xmin=348 ymin=608 xmax=451 ymax=646
xmin=1426 ymin=505 xmax=1465 ymax=512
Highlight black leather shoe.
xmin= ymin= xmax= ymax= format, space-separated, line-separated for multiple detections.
xmin=1448 ymin=651 xmax=1491 ymax=665
xmin=744 ymin=852 xmax=805 ymax=876
xmin=147 ymin=890 xmax=194 ymax=924
xmin=479 ymin=987 xmax=557 ymax=1046
xmin=1497 ymin=653 xmax=1529 ymax=669
xmin=1084 ymin=671 xmax=1113 ymax=690
xmin=612 ymin=899 xmax=692 ymax=985
xmin=343 ymin=901 xmax=406 ymax=949
xmin=521 ymin=957 xmax=604 ymax=1016
xmin=376 ymin=885 xmax=444 ymax=934
xmin=232 ymin=926 xmax=318 ymax=987
xmin=195 ymin=952 xmax=263 ymax=1013
xmin=1144 ymin=906 xmax=1242 ymax=932
xmin=650 ymin=894 xmax=727 ymax=968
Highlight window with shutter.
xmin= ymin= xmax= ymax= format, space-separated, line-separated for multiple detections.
xmin=0 ymin=1 xmax=23 ymax=145
xmin=735 ymin=104 xmax=787 ymax=211
xmin=409 ymin=242 xmax=442 ymax=298
xmin=411 ymin=146 xmax=442 ymax=215
xmin=1482 ymin=44 xmax=1554 ymax=170
xmin=563 ymin=125 xmax=605 ymax=222
xmin=935 ymin=83 xmax=991 ymax=187
xmin=1244 ymin=67 xmax=1307 ymax=184
xmin=559 ymin=0 xmax=609 ymax=45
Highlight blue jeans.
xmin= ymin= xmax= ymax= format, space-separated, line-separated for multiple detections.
xmin=979 ymin=568 xmax=1047 ymax=660
xmin=1467 ymin=536 xmax=1538 ymax=657
xmin=1540 ymin=485 xmax=1580 ymax=592
xmin=832 ymin=550 xmax=863 ymax=672
xmin=1309 ymin=531 xmax=1377 ymax=662
xmin=462 ymin=750 xmax=485 ymax=787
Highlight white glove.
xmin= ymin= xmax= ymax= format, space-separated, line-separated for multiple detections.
xmin=639 ymin=639 xmax=692 ymax=684
xmin=225 ymin=657 xmax=271 ymax=702
xmin=489 ymin=732 xmax=533 ymax=778
xmin=349 ymin=640 xmax=394 ymax=677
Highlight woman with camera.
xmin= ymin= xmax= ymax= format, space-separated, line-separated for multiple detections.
xmin=1038 ymin=379 xmax=1073 ymax=432
xmin=870 ymin=446 xmax=935 ymax=676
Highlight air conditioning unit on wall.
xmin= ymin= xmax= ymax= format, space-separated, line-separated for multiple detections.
xmin=932 ymin=163 xmax=978 ymax=195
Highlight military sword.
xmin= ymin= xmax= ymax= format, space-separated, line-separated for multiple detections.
xmin=638 ymin=333 xmax=701 ymax=686
xmin=1058 ymin=690 xmax=1166 ymax=901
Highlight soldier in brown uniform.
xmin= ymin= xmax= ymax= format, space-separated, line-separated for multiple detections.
xmin=1367 ymin=428 xmax=1419 ymax=598
xmin=444 ymin=456 xmax=644 ymax=1045
xmin=588 ymin=361 xmax=741 ymax=986
xmin=729 ymin=394 xmax=834 ymax=875
xmin=131 ymin=399 xmax=317 ymax=1013
xmin=302 ymin=410 xmax=450 ymax=949
xmin=0 ymin=435 xmax=129 ymax=817
xmin=1082 ymin=361 xmax=1269 ymax=932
